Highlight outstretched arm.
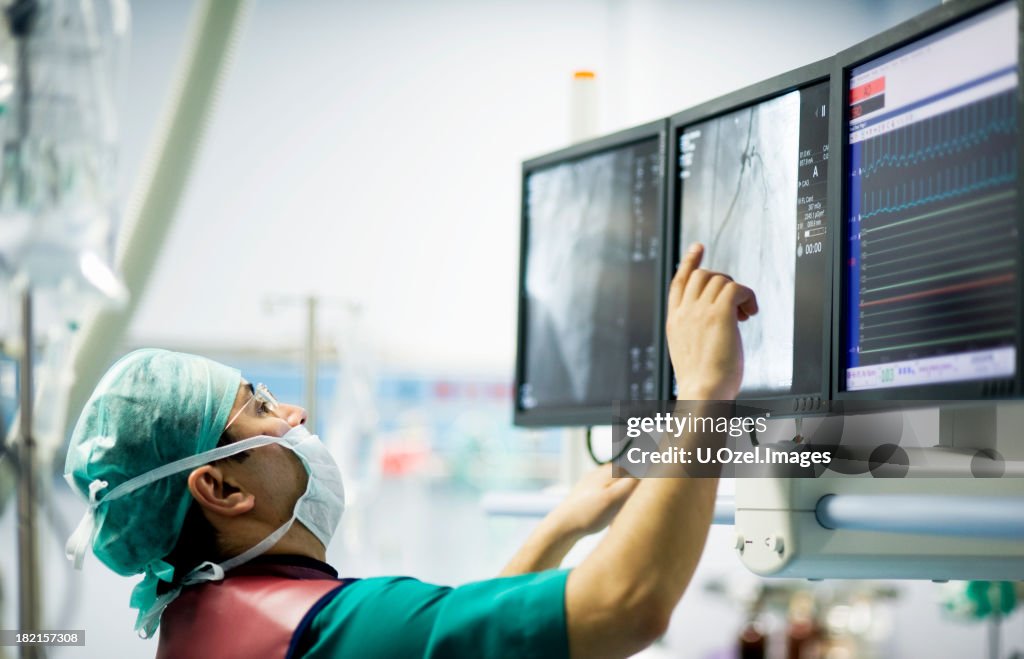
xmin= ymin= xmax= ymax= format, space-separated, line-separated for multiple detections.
xmin=564 ymin=243 xmax=758 ymax=659
xmin=500 ymin=465 xmax=638 ymax=576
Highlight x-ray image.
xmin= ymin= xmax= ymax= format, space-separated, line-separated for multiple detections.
xmin=521 ymin=138 xmax=659 ymax=409
xmin=679 ymin=91 xmax=800 ymax=393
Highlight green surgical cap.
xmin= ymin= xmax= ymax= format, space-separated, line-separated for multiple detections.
xmin=64 ymin=348 xmax=240 ymax=577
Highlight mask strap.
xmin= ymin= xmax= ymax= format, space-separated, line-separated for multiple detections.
xmin=180 ymin=516 xmax=297 ymax=585
xmin=223 ymin=516 xmax=297 ymax=573
xmin=181 ymin=560 xmax=225 ymax=585
xmin=64 ymin=479 xmax=109 ymax=569
xmin=64 ymin=434 xmax=282 ymax=569
xmin=98 ymin=433 xmax=281 ymax=503
xmin=176 ymin=427 xmax=317 ymax=582
xmin=133 ymin=515 xmax=298 ymax=637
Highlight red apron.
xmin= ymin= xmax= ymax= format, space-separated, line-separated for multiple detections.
xmin=156 ymin=562 xmax=351 ymax=659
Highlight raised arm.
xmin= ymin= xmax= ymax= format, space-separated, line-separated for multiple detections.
xmin=564 ymin=243 xmax=757 ymax=659
xmin=500 ymin=465 xmax=638 ymax=576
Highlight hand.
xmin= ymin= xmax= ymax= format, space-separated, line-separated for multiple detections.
xmin=500 ymin=465 xmax=638 ymax=576
xmin=547 ymin=464 xmax=639 ymax=539
xmin=666 ymin=242 xmax=758 ymax=401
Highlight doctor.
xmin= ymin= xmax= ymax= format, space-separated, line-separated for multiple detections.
xmin=64 ymin=243 xmax=755 ymax=658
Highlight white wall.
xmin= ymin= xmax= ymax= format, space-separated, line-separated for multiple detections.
xmin=124 ymin=0 xmax=938 ymax=374
xmin=602 ymin=0 xmax=933 ymax=130
xmin=126 ymin=0 xmax=611 ymax=372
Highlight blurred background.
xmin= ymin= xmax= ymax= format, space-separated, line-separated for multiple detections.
xmin=0 ymin=0 xmax=1022 ymax=657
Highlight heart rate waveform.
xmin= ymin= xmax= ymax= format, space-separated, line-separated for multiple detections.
xmin=852 ymin=89 xmax=1018 ymax=366
xmin=859 ymin=90 xmax=1016 ymax=179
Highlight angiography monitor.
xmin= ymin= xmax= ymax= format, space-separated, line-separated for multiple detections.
xmin=514 ymin=121 xmax=667 ymax=426
xmin=667 ymin=61 xmax=834 ymax=414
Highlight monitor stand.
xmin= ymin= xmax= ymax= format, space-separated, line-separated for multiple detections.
xmin=734 ymin=403 xmax=1024 ymax=580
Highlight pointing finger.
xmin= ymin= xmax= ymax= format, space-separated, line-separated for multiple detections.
xmin=668 ymin=243 xmax=704 ymax=311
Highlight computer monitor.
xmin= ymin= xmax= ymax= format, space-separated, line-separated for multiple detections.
xmin=666 ymin=61 xmax=835 ymax=414
xmin=514 ymin=121 xmax=667 ymax=427
xmin=834 ymin=0 xmax=1021 ymax=399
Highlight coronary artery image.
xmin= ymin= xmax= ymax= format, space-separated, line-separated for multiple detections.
xmin=679 ymin=91 xmax=800 ymax=393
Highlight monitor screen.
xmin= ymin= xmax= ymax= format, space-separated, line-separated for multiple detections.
xmin=676 ymin=81 xmax=831 ymax=397
xmin=518 ymin=135 xmax=662 ymax=414
xmin=843 ymin=1 xmax=1019 ymax=392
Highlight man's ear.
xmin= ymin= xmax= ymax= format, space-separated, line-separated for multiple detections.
xmin=188 ymin=465 xmax=255 ymax=517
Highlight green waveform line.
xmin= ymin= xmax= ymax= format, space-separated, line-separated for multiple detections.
xmin=863 ymin=203 xmax=1014 ymax=247
xmin=866 ymin=219 xmax=1012 ymax=258
xmin=862 ymin=316 xmax=1012 ymax=344
xmin=858 ymin=329 xmax=1013 ymax=354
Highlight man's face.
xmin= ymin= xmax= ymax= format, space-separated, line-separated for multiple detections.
xmin=220 ymin=380 xmax=313 ymax=533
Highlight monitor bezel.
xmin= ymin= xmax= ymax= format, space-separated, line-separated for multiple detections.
xmin=664 ymin=59 xmax=836 ymax=417
xmin=830 ymin=0 xmax=1023 ymax=402
xmin=513 ymin=119 xmax=669 ymax=428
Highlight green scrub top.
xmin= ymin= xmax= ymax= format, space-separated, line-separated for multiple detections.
xmin=299 ymin=568 xmax=571 ymax=658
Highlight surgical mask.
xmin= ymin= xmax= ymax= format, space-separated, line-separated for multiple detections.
xmin=65 ymin=424 xmax=345 ymax=636
xmin=197 ymin=424 xmax=345 ymax=570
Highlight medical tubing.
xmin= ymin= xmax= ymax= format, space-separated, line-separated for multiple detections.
xmin=815 ymin=494 xmax=1024 ymax=539
xmin=585 ymin=427 xmax=634 ymax=465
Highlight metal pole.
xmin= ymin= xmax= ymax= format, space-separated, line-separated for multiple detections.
xmin=815 ymin=494 xmax=1024 ymax=539
xmin=6 ymin=3 xmax=42 ymax=655
xmin=16 ymin=290 xmax=41 ymax=659
xmin=305 ymin=296 xmax=318 ymax=431
xmin=481 ymin=491 xmax=738 ymax=526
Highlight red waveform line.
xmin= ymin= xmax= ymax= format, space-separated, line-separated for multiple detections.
xmin=860 ymin=273 xmax=1015 ymax=308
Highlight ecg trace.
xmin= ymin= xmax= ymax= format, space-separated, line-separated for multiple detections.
xmin=859 ymin=90 xmax=1016 ymax=179
xmin=852 ymin=89 xmax=1018 ymax=365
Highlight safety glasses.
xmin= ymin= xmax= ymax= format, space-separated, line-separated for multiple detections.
xmin=224 ymin=383 xmax=281 ymax=431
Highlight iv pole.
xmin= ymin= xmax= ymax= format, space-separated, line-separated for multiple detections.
xmin=0 ymin=3 xmax=249 ymax=656
xmin=6 ymin=1 xmax=43 ymax=657
xmin=14 ymin=292 xmax=38 ymax=659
